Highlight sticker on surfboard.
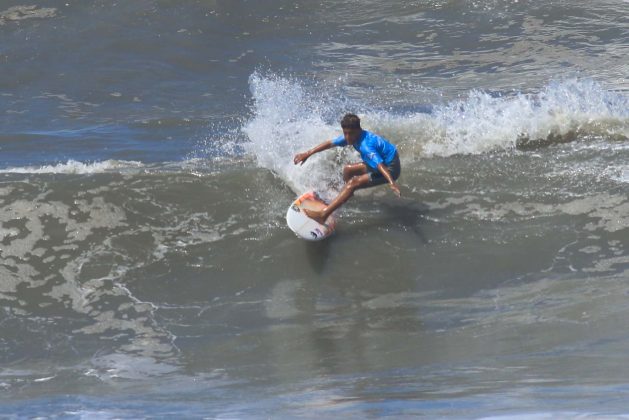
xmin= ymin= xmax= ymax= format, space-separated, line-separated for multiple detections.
xmin=286 ymin=191 xmax=336 ymax=241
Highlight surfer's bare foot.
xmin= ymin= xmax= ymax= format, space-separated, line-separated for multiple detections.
xmin=304 ymin=208 xmax=328 ymax=225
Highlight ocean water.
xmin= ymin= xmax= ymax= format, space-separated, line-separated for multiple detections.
xmin=1 ymin=0 xmax=628 ymax=418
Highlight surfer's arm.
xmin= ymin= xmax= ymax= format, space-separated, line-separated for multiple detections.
xmin=377 ymin=163 xmax=401 ymax=197
xmin=293 ymin=140 xmax=334 ymax=165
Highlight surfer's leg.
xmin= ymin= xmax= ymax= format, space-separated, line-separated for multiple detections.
xmin=362 ymin=153 xmax=401 ymax=188
xmin=304 ymin=174 xmax=372 ymax=224
xmin=343 ymin=162 xmax=368 ymax=183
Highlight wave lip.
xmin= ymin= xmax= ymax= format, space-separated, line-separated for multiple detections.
xmin=423 ymin=78 xmax=629 ymax=156
xmin=243 ymin=73 xmax=629 ymax=170
xmin=0 ymin=159 xmax=145 ymax=174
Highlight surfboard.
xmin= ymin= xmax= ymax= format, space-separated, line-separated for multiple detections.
xmin=286 ymin=191 xmax=337 ymax=241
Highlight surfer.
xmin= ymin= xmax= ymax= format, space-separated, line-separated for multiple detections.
xmin=293 ymin=113 xmax=401 ymax=224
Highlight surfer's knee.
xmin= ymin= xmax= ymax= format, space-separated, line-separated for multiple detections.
xmin=346 ymin=176 xmax=363 ymax=191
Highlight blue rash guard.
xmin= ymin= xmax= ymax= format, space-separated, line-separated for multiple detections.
xmin=332 ymin=130 xmax=398 ymax=170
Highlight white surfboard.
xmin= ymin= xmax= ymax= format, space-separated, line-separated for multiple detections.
xmin=286 ymin=191 xmax=337 ymax=241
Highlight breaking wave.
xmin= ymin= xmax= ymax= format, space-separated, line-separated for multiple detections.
xmin=243 ymin=72 xmax=628 ymax=194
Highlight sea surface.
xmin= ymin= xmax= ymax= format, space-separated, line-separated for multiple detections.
xmin=1 ymin=0 xmax=628 ymax=418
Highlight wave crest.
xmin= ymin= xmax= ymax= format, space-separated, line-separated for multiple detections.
xmin=423 ymin=78 xmax=629 ymax=156
xmin=1 ymin=160 xmax=145 ymax=174
xmin=243 ymin=74 xmax=628 ymax=193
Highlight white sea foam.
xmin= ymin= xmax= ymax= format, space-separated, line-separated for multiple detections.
xmin=0 ymin=159 xmax=145 ymax=174
xmin=612 ymin=166 xmax=629 ymax=184
xmin=243 ymin=73 xmax=345 ymax=198
xmin=0 ymin=5 xmax=56 ymax=25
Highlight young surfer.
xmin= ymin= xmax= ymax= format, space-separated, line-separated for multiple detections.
xmin=293 ymin=113 xmax=401 ymax=224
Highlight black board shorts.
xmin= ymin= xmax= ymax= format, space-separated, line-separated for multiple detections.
xmin=367 ymin=152 xmax=401 ymax=187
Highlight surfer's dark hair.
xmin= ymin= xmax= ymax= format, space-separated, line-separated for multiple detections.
xmin=340 ymin=113 xmax=361 ymax=129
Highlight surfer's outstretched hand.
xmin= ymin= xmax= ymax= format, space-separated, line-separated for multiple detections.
xmin=294 ymin=152 xmax=310 ymax=165
xmin=390 ymin=182 xmax=401 ymax=197
xmin=294 ymin=141 xmax=335 ymax=166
